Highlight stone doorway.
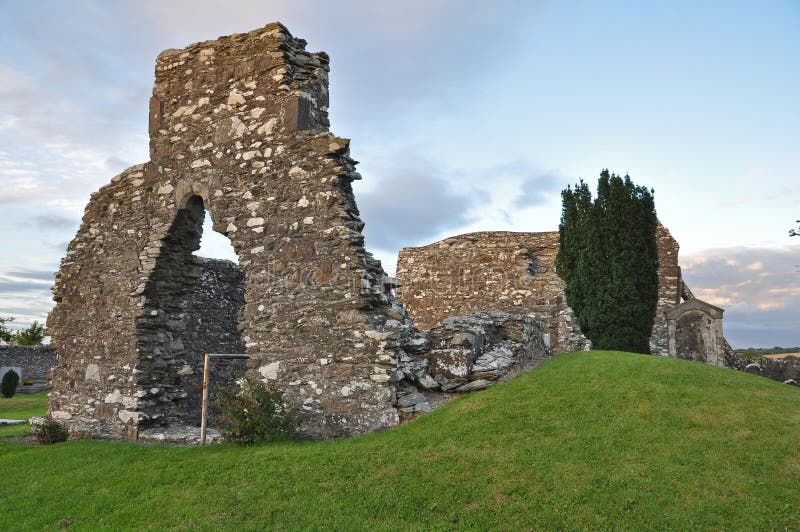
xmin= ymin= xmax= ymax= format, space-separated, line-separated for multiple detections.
xmin=666 ymin=299 xmax=726 ymax=367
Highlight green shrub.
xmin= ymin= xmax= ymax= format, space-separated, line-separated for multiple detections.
xmin=0 ymin=316 xmax=14 ymax=343
xmin=215 ymin=374 xmax=296 ymax=445
xmin=14 ymin=321 xmax=44 ymax=346
xmin=32 ymin=415 xmax=69 ymax=444
xmin=1 ymin=369 xmax=20 ymax=398
xmin=739 ymin=350 xmax=763 ymax=360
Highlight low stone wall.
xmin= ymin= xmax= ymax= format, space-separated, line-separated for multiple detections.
xmin=0 ymin=346 xmax=57 ymax=380
xmin=724 ymin=351 xmax=800 ymax=386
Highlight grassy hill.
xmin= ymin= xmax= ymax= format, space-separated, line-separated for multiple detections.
xmin=1 ymin=351 xmax=798 ymax=529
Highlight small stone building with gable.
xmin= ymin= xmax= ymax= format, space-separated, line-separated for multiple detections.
xmin=666 ymin=299 xmax=727 ymax=367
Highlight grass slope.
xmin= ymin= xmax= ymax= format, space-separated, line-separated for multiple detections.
xmin=1 ymin=351 xmax=798 ymax=530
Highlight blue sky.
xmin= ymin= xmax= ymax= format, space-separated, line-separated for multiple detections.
xmin=0 ymin=0 xmax=797 ymax=347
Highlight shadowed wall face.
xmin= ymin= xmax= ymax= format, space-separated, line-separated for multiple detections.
xmin=666 ymin=299 xmax=726 ymax=367
xmin=675 ymin=311 xmax=712 ymax=362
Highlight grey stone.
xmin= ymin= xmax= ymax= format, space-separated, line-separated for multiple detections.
xmin=138 ymin=425 xmax=221 ymax=445
xmin=0 ymin=346 xmax=57 ymax=379
xmin=397 ymin=392 xmax=428 ymax=408
xmin=455 ymin=379 xmax=493 ymax=392
xmin=451 ymin=333 xmax=475 ymax=347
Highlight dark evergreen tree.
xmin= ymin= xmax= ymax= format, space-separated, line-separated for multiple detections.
xmin=556 ymin=170 xmax=659 ymax=353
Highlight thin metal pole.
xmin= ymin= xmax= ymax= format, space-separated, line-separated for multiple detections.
xmin=200 ymin=353 xmax=210 ymax=445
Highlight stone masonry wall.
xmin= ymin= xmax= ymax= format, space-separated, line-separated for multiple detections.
xmin=397 ymin=231 xmax=591 ymax=354
xmin=43 ymin=23 xmax=564 ymax=443
xmin=649 ymin=224 xmax=681 ymax=356
xmin=396 ymin=224 xmax=685 ymax=356
xmin=0 ymin=346 xmax=57 ymax=379
xmin=47 ymin=23 xmax=429 ymax=440
xmin=395 ymin=312 xmax=549 ymax=416
xmin=173 ymin=256 xmax=247 ymax=425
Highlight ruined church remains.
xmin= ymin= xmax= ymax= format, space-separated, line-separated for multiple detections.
xmin=397 ymin=225 xmax=734 ymax=365
xmin=45 ymin=23 xmax=733 ymax=442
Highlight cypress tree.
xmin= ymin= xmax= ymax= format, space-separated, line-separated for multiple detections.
xmin=556 ymin=170 xmax=658 ymax=353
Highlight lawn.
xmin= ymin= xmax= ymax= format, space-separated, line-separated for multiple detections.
xmin=0 ymin=392 xmax=48 ymax=439
xmin=0 ymin=351 xmax=798 ymax=530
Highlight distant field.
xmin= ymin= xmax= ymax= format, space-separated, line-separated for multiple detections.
xmin=1 ymin=352 xmax=798 ymax=530
xmin=763 ymin=352 xmax=800 ymax=360
xmin=736 ymin=346 xmax=800 ymax=359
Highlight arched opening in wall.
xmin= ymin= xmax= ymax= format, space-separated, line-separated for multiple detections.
xmin=135 ymin=195 xmax=246 ymax=430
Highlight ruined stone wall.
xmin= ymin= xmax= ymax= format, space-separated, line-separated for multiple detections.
xmin=650 ymin=224 xmax=681 ymax=356
xmin=397 ymin=224 xmax=684 ymax=355
xmin=181 ymin=257 xmax=246 ymax=373
xmin=397 ymin=231 xmax=590 ymax=353
xmin=47 ymin=23 xmax=427 ymax=440
xmin=396 ymin=312 xmax=549 ymax=416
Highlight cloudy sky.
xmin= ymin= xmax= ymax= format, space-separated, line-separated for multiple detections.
xmin=0 ymin=1 xmax=797 ymax=347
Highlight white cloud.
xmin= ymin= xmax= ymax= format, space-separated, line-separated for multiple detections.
xmin=682 ymin=246 xmax=800 ymax=348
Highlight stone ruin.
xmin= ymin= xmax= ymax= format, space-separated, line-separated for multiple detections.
xmin=46 ymin=23 xmax=548 ymax=442
xmin=397 ymin=224 xmax=735 ymax=363
xmin=46 ymin=22 xmax=741 ymax=443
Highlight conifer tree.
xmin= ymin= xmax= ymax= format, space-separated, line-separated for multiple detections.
xmin=556 ymin=170 xmax=658 ymax=353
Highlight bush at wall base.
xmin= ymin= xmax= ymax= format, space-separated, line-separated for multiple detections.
xmin=215 ymin=374 xmax=296 ymax=445
xmin=1 ymin=369 xmax=20 ymax=398
xmin=32 ymin=415 xmax=69 ymax=444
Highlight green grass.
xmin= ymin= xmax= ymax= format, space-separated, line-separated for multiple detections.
xmin=0 ymin=392 xmax=48 ymax=439
xmin=1 ymin=351 xmax=799 ymax=530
